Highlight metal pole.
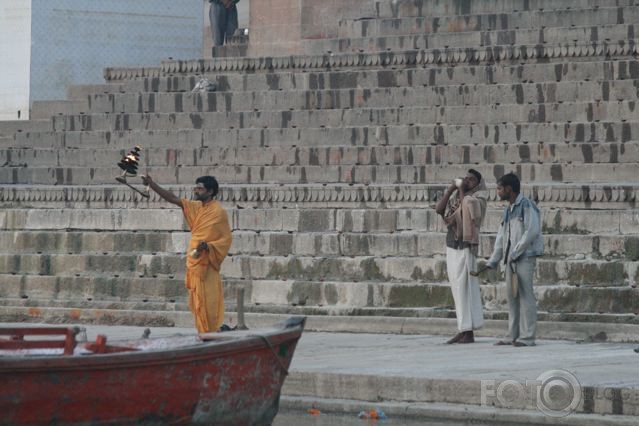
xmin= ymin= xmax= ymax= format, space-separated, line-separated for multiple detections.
xmin=236 ymin=287 xmax=248 ymax=330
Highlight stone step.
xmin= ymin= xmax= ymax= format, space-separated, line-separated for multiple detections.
xmin=224 ymin=256 xmax=639 ymax=287
xmin=1 ymin=184 xmax=637 ymax=210
xmin=374 ymin=0 xmax=639 ymax=18
xmin=0 ymin=137 xmax=12 ymax=148
xmin=0 ymin=120 xmax=52 ymax=137
xmin=2 ymin=162 xmax=638 ymax=185
xmin=1 ymin=268 xmax=638 ymax=316
xmin=0 ymin=275 xmax=185 ymax=304
xmin=240 ymin=291 xmax=639 ymax=322
xmin=2 ymin=307 xmax=638 ymax=349
xmin=1 ymin=293 xmax=637 ymax=329
xmin=2 ymin=230 xmax=637 ymax=260
xmin=2 ymin=142 xmax=638 ymax=170
xmin=0 ymin=296 xmax=190 ymax=312
xmin=106 ymin=59 xmax=639 ymax=94
xmin=51 ymin=79 xmax=639 ymax=116
xmin=2 ymin=272 xmax=639 ymax=319
xmin=217 ymin=302 xmax=639 ymax=327
xmin=232 ymin=279 xmax=639 ymax=315
xmin=0 ymin=230 xmax=189 ymax=255
xmin=2 ymin=204 xmax=638 ymax=234
xmin=66 ymin=83 xmax=126 ymax=100
xmin=0 ymin=304 xmax=185 ymax=328
xmin=284 ymin=372 xmax=639 ymax=420
xmin=279 ymin=397 xmax=637 ymax=426
xmin=104 ymin=39 xmax=636 ymax=82
xmin=305 ymin=23 xmax=638 ymax=54
xmin=0 ymin=251 xmax=637 ymax=286
xmin=9 ymin=121 xmax=639 ymax=151
xmin=30 ymin=100 xmax=90 ymax=120
xmin=0 ymin=253 xmax=183 ymax=278
xmin=341 ymin=6 xmax=639 ymax=38
xmin=49 ymin=101 xmax=639 ymax=132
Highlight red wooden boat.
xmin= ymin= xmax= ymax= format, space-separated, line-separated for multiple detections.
xmin=0 ymin=316 xmax=305 ymax=425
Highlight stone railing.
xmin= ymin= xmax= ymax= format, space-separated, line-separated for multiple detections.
xmin=1 ymin=183 xmax=637 ymax=207
xmin=104 ymin=39 xmax=639 ymax=81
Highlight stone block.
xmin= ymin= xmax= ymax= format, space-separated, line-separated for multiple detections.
xmin=234 ymin=209 xmax=332 ymax=232
xmin=336 ymin=209 xmax=398 ymax=232
xmin=340 ymin=233 xmax=418 ymax=257
xmin=384 ymin=282 xmax=453 ymax=308
xmin=416 ymin=233 xmax=448 ymax=257
xmin=67 ymin=83 xmax=125 ymax=100
xmin=31 ymin=100 xmax=89 ymax=120
xmin=248 ymin=279 xmax=293 ymax=305
xmin=0 ymin=120 xmax=52 ymax=137
xmin=376 ymin=257 xmax=447 ymax=282
xmin=538 ymin=286 xmax=639 ymax=314
xmin=537 ymin=260 xmax=630 ymax=286
xmin=620 ymin=210 xmax=639 ymax=236
xmin=397 ymin=210 xmax=438 ymax=232
xmin=6 ymin=209 xmax=184 ymax=232
xmin=542 ymin=209 xmax=621 ymax=235
xmin=292 ymin=233 xmax=340 ymax=256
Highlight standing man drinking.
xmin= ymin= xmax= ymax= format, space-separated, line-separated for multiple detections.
xmin=209 ymin=0 xmax=239 ymax=46
xmin=486 ymin=173 xmax=544 ymax=347
xmin=436 ymin=169 xmax=488 ymax=344
xmin=142 ymin=174 xmax=233 ymax=333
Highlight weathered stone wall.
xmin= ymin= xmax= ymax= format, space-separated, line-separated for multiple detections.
xmin=0 ymin=0 xmax=638 ymax=336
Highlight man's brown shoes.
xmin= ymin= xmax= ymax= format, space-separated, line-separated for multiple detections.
xmin=447 ymin=331 xmax=474 ymax=344
xmin=458 ymin=331 xmax=475 ymax=344
xmin=446 ymin=332 xmax=464 ymax=344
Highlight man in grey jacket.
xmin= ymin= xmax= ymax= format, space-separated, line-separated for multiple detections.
xmin=486 ymin=173 xmax=544 ymax=347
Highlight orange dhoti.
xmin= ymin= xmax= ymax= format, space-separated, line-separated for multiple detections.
xmin=181 ymin=199 xmax=232 ymax=333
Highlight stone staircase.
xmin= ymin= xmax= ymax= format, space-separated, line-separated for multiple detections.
xmin=1 ymin=0 xmax=639 ymax=341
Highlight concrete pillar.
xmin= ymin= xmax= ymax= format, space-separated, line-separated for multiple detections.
xmin=203 ymin=0 xmax=250 ymax=58
xmin=248 ymin=0 xmax=303 ymax=56
xmin=248 ymin=0 xmax=374 ymax=57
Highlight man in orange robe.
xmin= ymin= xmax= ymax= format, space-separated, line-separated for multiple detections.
xmin=143 ymin=174 xmax=232 ymax=333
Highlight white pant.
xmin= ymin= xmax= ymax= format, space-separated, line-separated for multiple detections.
xmin=446 ymin=247 xmax=485 ymax=332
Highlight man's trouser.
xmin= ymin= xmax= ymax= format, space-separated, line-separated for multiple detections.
xmin=505 ymin=256 xmax=537 ymax=346
xmin=210 ymin=3 xmax=238 ymax=46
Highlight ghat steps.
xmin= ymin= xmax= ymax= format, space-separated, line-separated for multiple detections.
xmin=0 ymin=0 xmax=638 ymax=340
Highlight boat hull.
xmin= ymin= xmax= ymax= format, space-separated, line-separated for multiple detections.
xmin=0 ymin=318 xmax=305 ymax=425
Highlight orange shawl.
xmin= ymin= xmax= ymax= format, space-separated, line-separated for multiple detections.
xmin=181 ymin=199 xmax=232 ymax=332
